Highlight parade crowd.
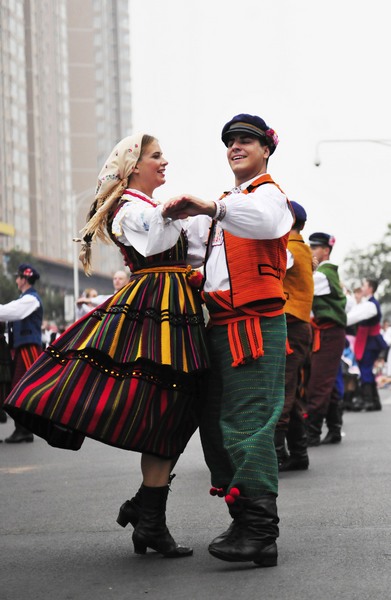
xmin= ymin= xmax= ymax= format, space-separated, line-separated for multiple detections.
xmin=0 ymin=114 xmax=389 ymax=568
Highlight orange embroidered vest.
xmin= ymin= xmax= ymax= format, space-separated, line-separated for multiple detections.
xmin=284 ymin=231 xmax=314 ymax=322
xmin=209 ymin=174 xmax=291 ymax=313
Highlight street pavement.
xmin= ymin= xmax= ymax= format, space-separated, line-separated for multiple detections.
xmin=1 ymin=389 xmax=390 ymax=600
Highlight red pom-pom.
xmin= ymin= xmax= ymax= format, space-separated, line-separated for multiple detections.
xmin=225 ymin=487 xmax=241 ymax=505
xmin=210 ymin=486 xmax=225 ymax=497
xmin=186 ymin=267 xmax=203 ymax=288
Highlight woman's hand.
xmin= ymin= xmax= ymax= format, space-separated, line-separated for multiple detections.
xmin=162 ymin=195 xmax=216 ymax=220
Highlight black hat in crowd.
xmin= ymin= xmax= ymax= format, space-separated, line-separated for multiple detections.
xmin=15 ymin=263 xmax=40 ymax=283
xmin=221 ymin=113 xmax=279 ymax=154
xmin=308 ymin=232 xmax=336 ymax=249
xmin=290 ymin=201 xmax=307 ymax=223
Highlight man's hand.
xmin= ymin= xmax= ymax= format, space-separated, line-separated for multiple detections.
xmin=162 ymin=195 xmax=216 ymax=220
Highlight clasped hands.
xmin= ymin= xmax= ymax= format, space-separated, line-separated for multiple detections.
xmin=162 ymin=195 xmax=216 ymax=220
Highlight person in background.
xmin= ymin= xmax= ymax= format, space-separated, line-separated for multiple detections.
xmin=77 ymin=271 xmax=131 ymax=312
xmin=163 ymin=113 xmax=294 ymax=566
xmin=3 ymin=132 xmax=209 ymax=558
xmin=0 ymin=264 xmax=43 ymax=443
xmin=0 ymin=322 xmax=12 ymax=424
xmin=305 ymin=233 xmax=347 ymax=447
xmin=275 ymin=200 xmax=314 ymax=472
xmin=346 ymin=278 xmax=388 ymax=411
xmin=75 ymin=287 xmax=98 ymax=319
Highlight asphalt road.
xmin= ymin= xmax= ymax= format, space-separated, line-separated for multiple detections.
xmin=1 ymin=389 xmax=390 ymax=600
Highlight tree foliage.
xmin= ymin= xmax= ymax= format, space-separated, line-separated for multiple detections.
xmin=343 ymin=223 xmax=391 ymax=307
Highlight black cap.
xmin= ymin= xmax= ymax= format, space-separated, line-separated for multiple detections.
xmin=221 ymin=113 xmax=279 ymax=154
xmin=309 ymin=232 xmax=336 ymax=249
xmin=290 ymin=201 xmax=307 ymax=222
xmin=16 ymin=263 xmax=40 ymax=283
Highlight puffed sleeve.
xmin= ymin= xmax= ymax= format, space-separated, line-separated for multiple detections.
xmin=112 ymin=199 xmax=183 ymax=257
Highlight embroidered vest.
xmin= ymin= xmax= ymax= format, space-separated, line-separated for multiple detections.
xmin=209 ymin=174 xmax=291 ymax=312
xmin=10 ymin=288 xmax=43 ymax=349
xmin=284 ymin=231 xmax=314 ymax=322
xmin=312 ymin=263 xmax=347 ymax=328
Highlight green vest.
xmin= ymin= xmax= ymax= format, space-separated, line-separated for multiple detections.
xmin=312 ymin=262 xmax=346 ymax=328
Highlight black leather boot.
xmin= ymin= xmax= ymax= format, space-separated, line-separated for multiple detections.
xmin=5 ymin=422 xmax=34 ymax=443
xmin=209 ymin=501 xmax=243 ymax=545
xmin=117 ymin=474 xmax=176 ymax=529
xmin=321 ymin=402 xmax=343 ymax=444
xmin=132 ymin=485 xmax=193 ymax=558
xmin=117 ymin=487 xmax=142 ymax=528
xmin=208 ymin=494 xmax=279 ymax=566
xmin=280 ymin=413 xmax=309 ymax=471
xmin=364 ymin=382 xmax=382 ymax=411
xmin=305 ymin=413 xmax=323 ymax=447
xmin=274 ymin=429 xmax=289 ymax=470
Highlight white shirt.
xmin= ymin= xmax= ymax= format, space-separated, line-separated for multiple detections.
xmin=111 ymin=189 xmax=209 ymax=268
xmin=111 ymin=181 xmax=293 ymax=294
xmin=203 ymin=177 xmax=293 ymax=292
xmin=346 ymin=297 xmax=378 ymax=327
xmin=0 ymin=294 xmax=40 ymax=322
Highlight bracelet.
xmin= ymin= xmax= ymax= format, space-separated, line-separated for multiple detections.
xmin=214 ymin=200 xmax=227 ymax=221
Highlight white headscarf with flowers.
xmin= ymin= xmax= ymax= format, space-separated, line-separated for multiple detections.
xmin=77 ymin=132 xmax=145 ymax=274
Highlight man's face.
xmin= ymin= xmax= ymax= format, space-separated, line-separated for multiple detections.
xmin=361 ymin=279 xmax=372 ymax=297
xmin=226 ymin=134 xmax=270 ymax=185
xmin=16 ymin=275 xmax=26 ymax=292
xmin=310 ymin=245 xmax=330 ymax=264
xmin=113 ymin=271 xmax=128 ymax=291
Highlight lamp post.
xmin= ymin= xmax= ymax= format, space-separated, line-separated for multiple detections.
xmin=72 ymin=188 xmax=94 ymax=320
xmin=314 ymin=139 xmax=391 ymax=166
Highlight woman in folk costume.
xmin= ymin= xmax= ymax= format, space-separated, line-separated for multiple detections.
xmin=4 ymin=133 xmax=209 ymax=558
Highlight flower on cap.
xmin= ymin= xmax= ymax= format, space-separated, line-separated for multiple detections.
xmin=329 ymin=236 xmax=336 ymax=247
xmin=23 ymin=267 xmax=34 ymax=278
xmin=265 ymin=128 xmax=279 ymax=148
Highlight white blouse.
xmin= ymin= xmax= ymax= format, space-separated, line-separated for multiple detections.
xmin=111 ymin=181 xmax=293 ymax=293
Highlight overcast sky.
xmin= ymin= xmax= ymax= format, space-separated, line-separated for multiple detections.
xmin=129 ymin=0 xmax=391 ymax=281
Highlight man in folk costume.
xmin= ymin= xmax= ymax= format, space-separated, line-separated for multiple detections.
xmin=274 ymin=201 xmax=314 ymax=471
xmin=163 ymin=114 xmax=294 ymax=566
xmin=346 ymin=277 xmax=387 ymax=411
xmin=0 ymin=264 xmax=43 ymax=443
xmin=306 ymin=233 xmax=347 ymax=446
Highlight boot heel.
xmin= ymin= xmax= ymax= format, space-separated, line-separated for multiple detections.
xmin=116 ymin=511 xmax=129 ymax=528
xmin=133 ymin=542 xmax=147 ymax=555
xmin=253 ymin=543 xmax=278 ymax=567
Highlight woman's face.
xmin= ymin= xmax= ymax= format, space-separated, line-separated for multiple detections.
xmin=133 ymin=140 xmax=168 ymax=195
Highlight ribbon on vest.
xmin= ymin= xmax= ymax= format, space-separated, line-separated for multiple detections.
xmin=354 ymin=323 xmax=381 ymax=361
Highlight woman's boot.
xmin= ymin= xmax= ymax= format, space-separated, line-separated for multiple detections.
xmin=208 ymin=493 xmax=279 ymax=566
xmin=117 ymin=474 xmax=176 ymax=529
xmin=116 ymin=486 xmax=142 ymax=528
xmin=132 ymin=485 xmax=193 ymax=558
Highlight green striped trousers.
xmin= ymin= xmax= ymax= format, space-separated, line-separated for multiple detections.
xmin=200 ymin=314 xmax=286 ymax=497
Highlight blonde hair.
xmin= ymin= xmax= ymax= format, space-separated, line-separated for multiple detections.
xmin=77 ymin=133 xmax=156 ymax=275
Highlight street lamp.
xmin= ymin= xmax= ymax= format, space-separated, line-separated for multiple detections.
xmin=314 ymin=139 xmax=391 ymax=166
xmin=72 ymin=188 xmax=94 ymax=320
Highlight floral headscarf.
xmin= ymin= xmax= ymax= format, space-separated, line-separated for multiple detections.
xmin=77 ymin=132 xmax=145 ymax=274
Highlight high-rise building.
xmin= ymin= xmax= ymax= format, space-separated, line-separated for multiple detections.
xmin=67 ymin=0 xmax=132 ymax=275
xmin=0 ymin=0 xmax=132 ymax=283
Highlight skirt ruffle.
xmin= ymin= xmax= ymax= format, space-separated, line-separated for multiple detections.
xmin=4 ymin=271 xmax=209 ymax=457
